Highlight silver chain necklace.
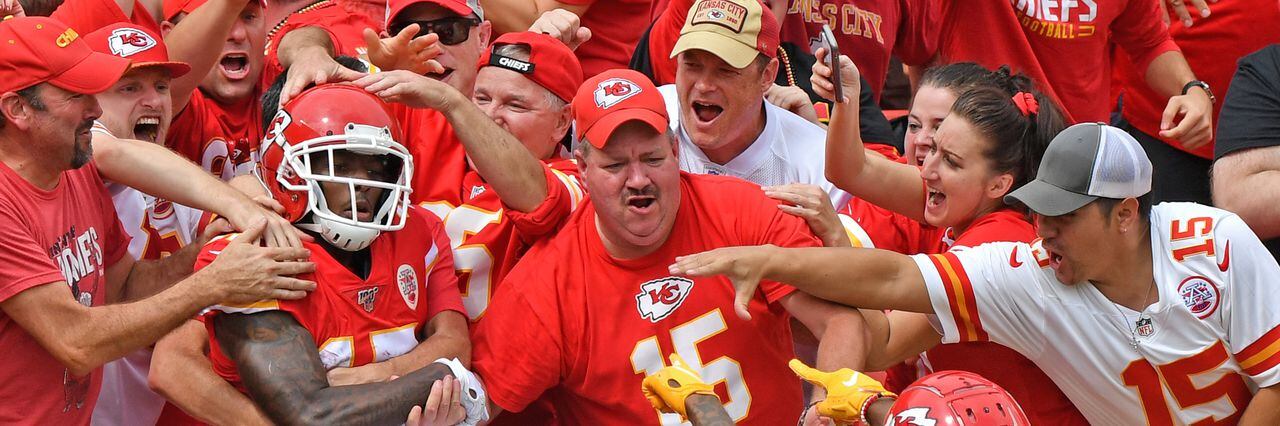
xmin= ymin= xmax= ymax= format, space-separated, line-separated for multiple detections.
xmin=1108 ymin=280 xmax=1157 ymax=350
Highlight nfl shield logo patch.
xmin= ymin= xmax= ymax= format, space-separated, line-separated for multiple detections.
xmin=357 ymin=287 xmax=379 ymax=313
xmin=398 ymin=264 xmax=419 ymax=310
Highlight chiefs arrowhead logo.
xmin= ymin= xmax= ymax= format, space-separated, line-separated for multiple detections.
xmin=593 ymin=78 xmax=642 ymax=109
xmin=107 ymin=27 xmax=157 ymax=57
xmin=636 ymin=277 xmax=694 ymax=322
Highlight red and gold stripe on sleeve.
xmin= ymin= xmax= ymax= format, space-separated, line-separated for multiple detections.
xmin=928 ymin=252 xmax=988 ymax=342
xmin=1237 ymin=324 xmax=1280 ymax=376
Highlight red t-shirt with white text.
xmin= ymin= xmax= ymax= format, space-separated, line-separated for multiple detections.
xmin=929 ymin=0 xmax=1178 ymax=123
xmin=0 ymin=161 xmax=130 ymax=425
xmin=472 ymin=173 xmax=819 ymax=424
xmin=779 ymin=0 xmax=937 ymax=98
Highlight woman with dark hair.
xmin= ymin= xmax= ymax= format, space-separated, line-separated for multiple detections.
xmin=811 ymin=52 xmax=1088 ymax=425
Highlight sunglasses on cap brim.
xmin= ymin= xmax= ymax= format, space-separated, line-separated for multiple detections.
xmin=388 ymin=17 xmax=481 ymax=46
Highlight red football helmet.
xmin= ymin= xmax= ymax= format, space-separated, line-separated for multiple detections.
xmin=886 ymin=371 xmax=1029 ymax=426
xmin=258 ymin=84 xmax=413 ymax=251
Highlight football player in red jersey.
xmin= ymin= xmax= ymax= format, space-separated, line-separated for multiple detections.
xmin=155 ymin=84 xmax=479 ymax=425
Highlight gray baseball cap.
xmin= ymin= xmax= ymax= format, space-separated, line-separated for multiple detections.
xmin=1004 ymin=123 xmax=1152 ymax=216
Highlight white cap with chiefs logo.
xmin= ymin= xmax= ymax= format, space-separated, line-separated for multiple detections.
xmin=107 ymin=27 xmax=156 ymax=57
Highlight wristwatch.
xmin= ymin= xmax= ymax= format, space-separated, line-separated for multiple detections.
xmin=1182 ymin=80 xmax=1216 ymax=104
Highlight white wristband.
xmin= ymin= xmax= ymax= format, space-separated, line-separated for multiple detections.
xmin=432 ymin=358 xmax=491 ymax=426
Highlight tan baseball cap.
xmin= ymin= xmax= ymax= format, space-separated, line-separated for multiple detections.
xmin=669 ymin=0 xmax=778 ymax=69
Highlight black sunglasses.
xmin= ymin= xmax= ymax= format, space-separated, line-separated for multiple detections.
xmin=389 ymin=17 xmax=481 ymax=46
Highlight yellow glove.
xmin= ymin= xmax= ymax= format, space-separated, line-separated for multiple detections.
xmin=789 ymin=359 xmax=896 ymax=425
xmin=641 ymin=353 xmax=718 ymax=421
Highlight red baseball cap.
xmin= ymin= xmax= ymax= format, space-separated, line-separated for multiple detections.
xmin=572 ymin=69 xmax=668 ymax=149
xmin=0 ymin=16 xmax=130 ymax=95
xmin=385 ymin=0 xmax=483 ymax=26
xmin=164 ymin=0 xmax=266 ymax=21
xmin=86 ymin=23 xmax=191 ymax=78
xmin=478 ymin=32 xmax=581 ymax=102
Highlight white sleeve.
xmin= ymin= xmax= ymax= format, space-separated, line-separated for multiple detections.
xmin=910 ymin=243 xmax=1048 ymax=358
xmin=1217 ymin=214 xmax=1280 ymax=387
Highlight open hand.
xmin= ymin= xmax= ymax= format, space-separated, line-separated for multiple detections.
xmin=362 ymin=26 xmax=445 ymax=75
xmin=669 ymin=245 xmax=778 ymax=320
xmin=201 ymin=220 xmax=316 ymax=304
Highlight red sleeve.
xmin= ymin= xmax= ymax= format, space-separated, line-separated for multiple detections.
xmin=0 ymin=202 xmax=65 ymax=302
xmin=647 ymin=0 xmax=696 ymax=85
xmin=507 ymin=162 xmax=583 ymax=242
xmin=421 ymin=211 xmax=465 ymax=319
xmin=470 ymin=254 xmax=565 ymax=413
xmin=1111 ymin=0 xmax=1180 ymax=74
xmin=893 ymin=0 xmax=941 ymax=66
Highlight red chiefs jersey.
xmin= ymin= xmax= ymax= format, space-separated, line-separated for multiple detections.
xmin=418 ymin=159 xmax=583 ymax=322
xmin=263 ymin=1 xmax=379 ymax=88
xmin=198 ymin=207 xmax=464 ymax=391
xmin=167 ymin=90 xmax=264 ymax=180
xmin=393 ymin=105 xmax=469 ymax=207
xmin=472 ymin=173 xmax=820 ymax=425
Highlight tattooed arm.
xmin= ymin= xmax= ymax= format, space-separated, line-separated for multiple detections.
xmin=685 ymin=394 xmax=734 ymax=426
xmin=213 ymin=310 xmax=457 ymax=426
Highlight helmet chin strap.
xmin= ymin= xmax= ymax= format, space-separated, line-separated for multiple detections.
xmin=296 ymin=217 xmax=381 ymax=252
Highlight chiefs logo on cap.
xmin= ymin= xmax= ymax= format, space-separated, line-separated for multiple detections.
xmin=107 ymin=27 xmax=156 ymax=57
xmin=593 ymin=78 xmax=642 ymax=109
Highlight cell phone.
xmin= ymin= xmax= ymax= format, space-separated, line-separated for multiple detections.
xmin=820 ymin=24 xmax=843 ymax=103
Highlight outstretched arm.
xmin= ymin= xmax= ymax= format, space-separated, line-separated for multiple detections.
xmin=93 ymin=133 xmax=303 ymax=249
xmin=352 ymin=71 xmax=550 ymax=212
xmin=1241 ymin=385 xmax=1280 ymax=426
xmin=813 ymin=48 xmax=926 ymax=221
xmin=214 ymin=310 xmax=462 ymax=425
xmin=670 ymin=245 xmax=932 ymax=320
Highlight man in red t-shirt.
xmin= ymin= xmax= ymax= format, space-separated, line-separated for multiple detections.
xmin=190 ymin=85 xmax=471 ymax=425
xmin=160 ymin=0 xmax=267 ymax=179
xmin=926 ymin=0 xmax=1212 ymax=146
xmin=0 ymin=17 xmax=312 ymax=425
xmin=1112 ymin=0 xmax=1280 ymax=205
xmin=416 ymin=69 xmax=868 ymax=424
